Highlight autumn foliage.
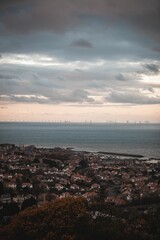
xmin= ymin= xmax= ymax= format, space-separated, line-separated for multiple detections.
xmin=0 ymin=197 xmax=160 ymax=240
xmin=0 ymin=197 xmax=88 ymax=240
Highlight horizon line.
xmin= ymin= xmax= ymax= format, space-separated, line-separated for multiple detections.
xmin=0 ymin=121 xmax=159 ymax=124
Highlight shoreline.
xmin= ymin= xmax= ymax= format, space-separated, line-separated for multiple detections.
xmin=72 ymin=149 xmax=144 ymax=158
xmin=1 ymin=143 xmax=160 ymax=160
xmin=97 ymin=151 xmax=144 ymax=158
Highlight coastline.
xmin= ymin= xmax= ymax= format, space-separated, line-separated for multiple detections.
xmin=2 ymin=143 xmax=160 ymax=160
xmin=98 ymin=151 xmax=144 ymax=158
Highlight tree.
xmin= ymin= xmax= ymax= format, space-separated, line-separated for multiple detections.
xmin=16 ymin=178 xmax=21 ymax=191
xmin=0 ymin=181 xmax=4 ymax=195
xmin=0 ymin=197 xmax=88 ymax=240
xmin=79 ymin=159 xmax=88 ymax=169
xmin=0 ymin=197 xmax=159 ymax=240
xmin=21 ymin=197 xmax=37 ymax=211
xmin=3 ymin=202 xmax=20 ymax=216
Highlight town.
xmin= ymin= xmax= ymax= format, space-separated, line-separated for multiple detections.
xmin=0 ymin=143 xmax=160 ymax=209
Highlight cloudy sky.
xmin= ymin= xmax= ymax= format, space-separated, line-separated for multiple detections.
xmin=0 ymin=0 xmax=160 ymax=122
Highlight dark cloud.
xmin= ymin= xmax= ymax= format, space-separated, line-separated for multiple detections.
xmin=0 ymin=74 xmax=12 ymax=80
xmin=97 ymin=0 xmax=160 ymax=41
xmin=0 ymin=0 xmax=160 ymax=108
xmin=0 ymin=0 xmax=32 ymax=8
xmin=143 ymin=86 xmax=154 ymax=93
xmin=10 ymin=95 xmax=48 ymax=104
xmin=143 ymin=63 xmax=159 ymax=74
xmin=115 ymin=74 xmax=127 ymax=81
xmin=70 ymin=39 xmax=93 ymax=48
xmin=0 ymin=88 xmax=95 ymax=104
xmin=107 ymin=90 xmax=160 ymax=105
xmin=0 ymin=0 xmax=77 ymax=34
xmin=152 ymin=47 xmax=160 ymax=52
xmin=48 ymin=89 xmax=95 ymax=104
xmin=0 ymin=0 xmax=160 ymax=43
xmin=146 ymin=83 xmax=160 ymax=88
xmin=68 ymin=89 xmax=95 ymax=103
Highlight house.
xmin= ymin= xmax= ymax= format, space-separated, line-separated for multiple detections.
xmin=91 ymin=183 xmax=100 ymax=191
xmin=60 ymin=192 xmax=72 ymax=198
xmin=0 ymin=194 xmax=12 ymax=203
xmin=5 ymin=182 xmax=17 ymax=189
xmin=13 ymin=195 xmax=24 ymax=204
xmin=21 ymin=183 xmax=33 ymax=189
xmin=55 ymin=184 xmax=64 ymax=191
xmin=82 ymin=191 xmax=98 ymax=201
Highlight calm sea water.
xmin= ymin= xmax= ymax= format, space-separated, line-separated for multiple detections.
xmin=0 ymin=122 xmax=160 ymax=158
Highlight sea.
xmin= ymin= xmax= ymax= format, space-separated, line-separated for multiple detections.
xmin=0 ymin=122 xmax=160 ymax=158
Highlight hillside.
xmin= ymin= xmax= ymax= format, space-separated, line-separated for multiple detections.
xmin=0 ymin=197 xmax=160 ymax=240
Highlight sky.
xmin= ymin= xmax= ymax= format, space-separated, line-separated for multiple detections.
xmin=0 ymin=0 xmax=160 ymax=123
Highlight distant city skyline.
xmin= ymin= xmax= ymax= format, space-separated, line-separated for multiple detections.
xmin=0 ymin=120 xmax=152 ymax=124
xmin=0 ymin=0 xmax=160 ymax=122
